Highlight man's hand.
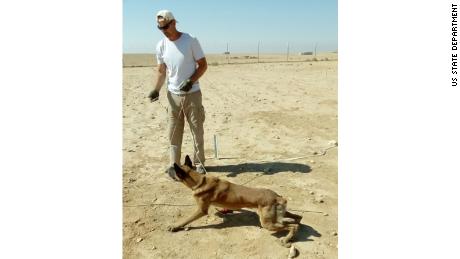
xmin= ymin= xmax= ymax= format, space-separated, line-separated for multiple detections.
xmin=148 ymin=90 xmax=159 ymax=102
xmin=179 ymin=79 xmax=194 ymax=92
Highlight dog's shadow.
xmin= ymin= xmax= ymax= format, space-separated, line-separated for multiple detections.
xmin=205 ymin=162 xmax=311 ymax=177
xmin=271 ymin=224 xmax=321 ymax=242
xmin=188 ymin=209 xmax=320 ymax=243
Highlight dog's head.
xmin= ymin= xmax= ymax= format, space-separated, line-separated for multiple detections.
xmin=173 ymin=155 xmax=202 ymax=188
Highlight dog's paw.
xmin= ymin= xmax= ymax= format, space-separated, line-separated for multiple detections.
xmin=167 ymin=225 xmax=183 ymax=232
xmin=277 ymin=237 xmax=292 ymax=248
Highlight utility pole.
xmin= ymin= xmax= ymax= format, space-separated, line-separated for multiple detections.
xmin=257 ymin=41 xmax=260 ymax=63
xmin=226 ymin=43 xmax=229 ymax=64
xmin=286 ymin=42 xmax=290 ymax=62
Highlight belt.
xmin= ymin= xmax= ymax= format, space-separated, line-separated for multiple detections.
xmin=172 ymin=93 xmax=188 ymax=97
xmin=170 ymin=90 xmax=200 ymax=97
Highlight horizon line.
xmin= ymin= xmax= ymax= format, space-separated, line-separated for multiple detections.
xmin=122 ymin=50 xmax=338 ymax=55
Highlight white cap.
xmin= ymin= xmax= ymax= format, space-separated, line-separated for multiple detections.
xmin=156 ymin=10 xmax=175 ymax=22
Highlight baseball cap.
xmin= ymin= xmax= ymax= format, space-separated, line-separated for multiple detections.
xmin=156 ymin=10 xmax=175 ymax=22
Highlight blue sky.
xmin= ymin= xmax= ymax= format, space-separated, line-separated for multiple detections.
xmin=123 ymin=0 xmax=337 ymax=54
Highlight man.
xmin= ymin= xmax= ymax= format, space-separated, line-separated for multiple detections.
xmin=148 ymin=10 xmax=208 ymax=179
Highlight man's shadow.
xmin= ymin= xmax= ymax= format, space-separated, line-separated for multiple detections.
xmin=188 ymin=209 xmax=320 ymax=243
xmin=205 ymin=162 xmax=311 ymax=177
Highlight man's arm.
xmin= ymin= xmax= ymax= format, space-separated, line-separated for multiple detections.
xmin=149 ymin=63 xmax=167 ymax=102
xmin=154 ymin=63 xmax=167 ymax=91
xmin=189 ymin=57 xmax=207 ymax=83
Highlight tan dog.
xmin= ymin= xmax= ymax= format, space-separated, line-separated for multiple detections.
xmin=168 ymin=155 xmax=302 ymax=246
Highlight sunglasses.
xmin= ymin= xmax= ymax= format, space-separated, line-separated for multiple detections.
xmin=157 ymin=21 xmax=172 ymax=30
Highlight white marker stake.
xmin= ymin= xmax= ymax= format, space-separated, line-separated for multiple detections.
xmin=214 ymin=134 xmax=219 ymax=159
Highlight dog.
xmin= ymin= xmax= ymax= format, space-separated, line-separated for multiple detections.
xmin=167 ymin=155 xmax=302 ymax=247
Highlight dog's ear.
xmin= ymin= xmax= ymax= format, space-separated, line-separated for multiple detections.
xmin=173 ymin=163 xmax=186 ymax=180
xmin=184 ymin=155 xmax=193 ymax=168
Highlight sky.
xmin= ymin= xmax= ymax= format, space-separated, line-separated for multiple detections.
xmin=123 ymin=0 xmax=337 ymax=54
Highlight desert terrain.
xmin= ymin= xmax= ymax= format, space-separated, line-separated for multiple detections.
xmin=123 ymin=53 xmax=338 ymax=258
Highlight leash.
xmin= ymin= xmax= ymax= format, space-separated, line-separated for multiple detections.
xmin=162 ymin=91 xmax=208 ymax=174
xmin=154 ymin=76 xmax=337 ymax=176
xmin=155 ymin=91 xmax=337 ymax=176
xmin=126 ymin=203 xmax=326 ymax=215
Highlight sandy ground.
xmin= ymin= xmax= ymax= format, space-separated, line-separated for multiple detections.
xmin=123 ymin=53 xmax=338 ymax=258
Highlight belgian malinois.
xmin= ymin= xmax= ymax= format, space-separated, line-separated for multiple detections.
xmin=168 ymin=155 xmax=302 ymax=247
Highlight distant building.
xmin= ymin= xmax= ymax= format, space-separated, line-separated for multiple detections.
xmin=299 ymin=52 xmax=313 ymax=55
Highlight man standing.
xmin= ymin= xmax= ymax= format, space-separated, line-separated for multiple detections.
xmin=148 ymin=10 xmax=208 ymax=179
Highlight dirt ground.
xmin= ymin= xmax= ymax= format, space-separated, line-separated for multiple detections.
xmin=123 ymin=53 xmax=338 ymax=258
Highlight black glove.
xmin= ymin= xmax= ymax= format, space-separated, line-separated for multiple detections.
xmin=179 ymin=79 xmax=194 ymax=92
xmin=148 ymin=90 xmax=159 ymax=102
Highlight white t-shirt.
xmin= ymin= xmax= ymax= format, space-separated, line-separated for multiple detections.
xmin=155 ymin=33 xmax=205 ymax=95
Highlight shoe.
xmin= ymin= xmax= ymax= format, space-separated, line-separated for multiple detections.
xmin=196 ymin=164 xmax=206 ymax=174
xmin=165 ymin=166 xmax=179 ymax=181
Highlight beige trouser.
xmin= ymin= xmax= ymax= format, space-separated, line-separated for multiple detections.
xmin=167 ymin=90 xmax=206 ymax=166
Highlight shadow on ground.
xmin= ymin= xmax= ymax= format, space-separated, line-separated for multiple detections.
xmin=205 ymin=162 xmax=311 ymax=177
xmin=271 ymin=224 xmax=321 ymax=242
xmin=188 ymin=209 xmax=320 ymax=243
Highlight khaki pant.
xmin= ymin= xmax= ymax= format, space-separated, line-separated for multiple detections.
xmin=167 ymin=90 xmax=206 ymax=166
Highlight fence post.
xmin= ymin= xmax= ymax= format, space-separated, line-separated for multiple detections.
xmin=257 ymin=41 xmax=260 ymax=63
